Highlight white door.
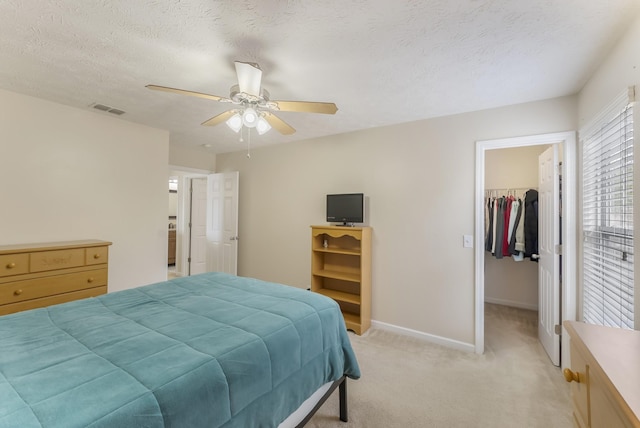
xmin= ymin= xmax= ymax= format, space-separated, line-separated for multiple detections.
xmin=206 ymin=172 xmax=239 ymax=275
xmin=189 ymin=177 xmax=208 ymax=275
xmin=538 ymin=145 xmax=560 ymax=366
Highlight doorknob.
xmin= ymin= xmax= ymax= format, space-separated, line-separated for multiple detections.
xmin=230 ymin=236 xmax=239 ymax=241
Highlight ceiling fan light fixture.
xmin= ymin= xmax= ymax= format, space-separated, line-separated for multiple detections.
xmin=256 ymin=116 xmax=271 ymax=135
xmin=147 ymin=60 xmax=336 ymax=138
xmin=242 ymin=107 xmax=259 ymax=128
xmin=226 ymin=113 xmax=242 ymax=133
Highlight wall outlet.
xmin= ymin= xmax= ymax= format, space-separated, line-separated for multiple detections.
xmin=463 ymin=235 xmax=473 ymax=248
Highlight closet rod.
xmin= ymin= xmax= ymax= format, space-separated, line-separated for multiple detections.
xmin=484 ymin=187 xmax=536 ymax=197
xmin=484 ymin=187 xmax=536 ymax=192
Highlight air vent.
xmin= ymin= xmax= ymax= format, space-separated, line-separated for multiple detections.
xmin=90 ymin=103 xmax=126 ymax=115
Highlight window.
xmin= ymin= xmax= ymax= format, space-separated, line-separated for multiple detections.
xmin=581 ymin=87 xmax=635 ymax=329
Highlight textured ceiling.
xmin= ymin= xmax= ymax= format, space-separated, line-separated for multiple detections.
xmin=0 ymin=0 xmax=639 ymax=154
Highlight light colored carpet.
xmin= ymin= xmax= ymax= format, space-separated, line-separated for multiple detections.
xmin=307 ymin=303 xmax=572 ymax=427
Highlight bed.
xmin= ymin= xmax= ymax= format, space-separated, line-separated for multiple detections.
xmin=0 ymin=272 xmax=360 ymax=427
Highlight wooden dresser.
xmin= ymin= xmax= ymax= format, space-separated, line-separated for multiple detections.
xmin=0 ymin=240 xmax=111 ymax=316
xmin=564 ymin=321 xmax=640 ymax=427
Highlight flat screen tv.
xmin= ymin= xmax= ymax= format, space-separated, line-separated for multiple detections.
xmin=326 ymin=193 xmax=364 ymax=225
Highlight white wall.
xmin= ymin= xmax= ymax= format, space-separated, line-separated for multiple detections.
xmin=169 ymin=144 xmax=216 ymax=171
xmin=216 ymin=95 xmax=576 ymax=346
xmin=484 ymin=145 xmax=548 ymax=310
xmin=0 ymin=89 xmax=170 ymax=292
xmin=578 ymin=15 xmax=640 ymax=125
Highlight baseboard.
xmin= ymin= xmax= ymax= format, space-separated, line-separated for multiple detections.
xmin=484 ymin=297 xmax=538 ymax=311
xmin=370 ymin=320 xmax=475 ymax=353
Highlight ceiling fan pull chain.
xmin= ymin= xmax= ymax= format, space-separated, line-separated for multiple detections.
xmin=246 ymin=128 xmax=251 ymax=158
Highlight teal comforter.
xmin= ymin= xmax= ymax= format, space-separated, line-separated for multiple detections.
xmin=0 ymin=272 xmax=360 ymax=427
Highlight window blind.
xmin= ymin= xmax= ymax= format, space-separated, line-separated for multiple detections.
xmin=581 ymin=87 xmax=635 ymax=329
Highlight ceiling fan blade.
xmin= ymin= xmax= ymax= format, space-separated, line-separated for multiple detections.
xmin=234 ymin=61 xmax=262 ymax=96
xmin=201 ymin=110 xmax=238 ymax=127
xmin=146 ymin=85 xmax=230 ymax=102
xmin=262 ymin=111 xmax=296 ymax=135
xmin=270 ymin=100 xmax=338 ymax=115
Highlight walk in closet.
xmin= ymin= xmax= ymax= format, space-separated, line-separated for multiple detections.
xmin=484 ymin=145 xmax=550 ymax=312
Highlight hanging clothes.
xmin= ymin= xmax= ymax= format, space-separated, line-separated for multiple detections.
xmin=484 ymin=189 xmax=536 ymax=262
xmin=524 ymin=189 xmax=539 ymax=261
xmin=509 ymin=198 xmax=525 ymax=261
xmin=514 ymin=199 xmax=525 ymax=254
xmin=493 ymin=197 xmax=506 ymax=259
xmin=485 ymin=197 xmax=494 ymax=252
xmin=501 ymin=197 xmax=513 ymax=257
xmin=507 ymin=199 xmax=521 ymax=254
xmin=491 ymin=197 xmax=500 ymax=255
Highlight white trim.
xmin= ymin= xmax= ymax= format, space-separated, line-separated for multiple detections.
xmin=484 ymin=297 xmax=538 ymax=311
xmin=168 ymin=164 xmax=213 ymax=175
xmin=370 ymin=320 xmax=475 ymax=353
xmin=562 ymin=134 xmax=577 ymax=371
xmin=475 ymin=131 xmax=577 ymax=370
xmin=635 ymin=99 xmax=640 ymax=331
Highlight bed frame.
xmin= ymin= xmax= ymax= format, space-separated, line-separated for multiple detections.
xmin=295 ymin=376 xmax=348 ymax=427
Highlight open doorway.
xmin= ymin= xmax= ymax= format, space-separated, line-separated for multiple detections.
xmin=474 ymin=132 xmax=576 ymax=370
xmin=168 ymin=176 xmax=178 ymax=279
xmin=483 ymin=145 xmax=554 ymax=364
xmin=168 ymin=167 xmax=210 ymax=279
xmin=166 ymin=168 xmax=240 ymax=279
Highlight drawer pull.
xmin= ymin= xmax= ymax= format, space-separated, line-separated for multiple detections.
xmin=6 ymin=262 xmax=16 ymax=269
xmin=87 ymin=277 xmax=94 ymax=283
xmin=93 ymin=254 xmax=101 ymax=259
xmin=14 ymin=289 xmax=23 ymax=296
xmin=563 ymin=368 xmax=581 ymax=383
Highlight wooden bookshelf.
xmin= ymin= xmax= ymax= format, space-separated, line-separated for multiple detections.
xmin=311 ymin=225 xmax=371 ymax=335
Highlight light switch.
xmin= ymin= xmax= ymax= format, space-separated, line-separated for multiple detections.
xmin=463 ymin=235 xmax=473 ymax=248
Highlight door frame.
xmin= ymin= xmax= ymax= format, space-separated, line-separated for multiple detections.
xmin=168 ymin=165 xmax=211 ymax=277
xmin=474 ymin=132 xmax=576 ymax=369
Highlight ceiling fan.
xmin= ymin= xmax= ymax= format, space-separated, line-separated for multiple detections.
xmin=147 ymin=61 xmax=338 ymax=136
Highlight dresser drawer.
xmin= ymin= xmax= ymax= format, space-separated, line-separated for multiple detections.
xmin=0 ymin=253 xmax=29 ymax=277
xmin=30 ymin=248 xmax=85 ymax=272
xmin=86 ymin=246 xmax=109 ymax=265
xmin=590 ymin=366 xmax=633 ymax=428
xmin=0 ymin=286 xmax=107 ymax=316
xmin=0 ymin=268 xmax=108 ymax=304
xmin=569 ymin=341 xmax=590 ymax=427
